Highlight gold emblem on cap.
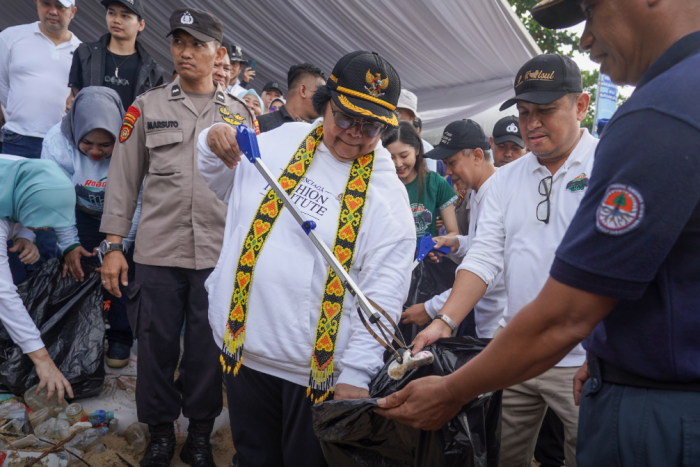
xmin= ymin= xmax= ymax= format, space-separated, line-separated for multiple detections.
xmin=523 ymin=70 xmax=556 ymax=81
xmin=364 ymin=70 xmax=389 ymax=98
xmin=181 ymin=11 xmax=194 ymax=25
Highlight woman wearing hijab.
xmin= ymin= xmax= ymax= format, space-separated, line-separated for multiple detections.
xmin=238 ymin=89 xmax=263 ymax=116
xmin=0 ymin=155 xmax=76 ymax=402
xmin=41 ymin=87 xmax=141 ymax=368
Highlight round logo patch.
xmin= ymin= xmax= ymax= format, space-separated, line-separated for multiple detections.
xmin=596 ymin=184 xmax=644 ymax=235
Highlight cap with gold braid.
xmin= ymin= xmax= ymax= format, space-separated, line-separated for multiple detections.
xmin=327 ymin=51 xmax=401 ymax=127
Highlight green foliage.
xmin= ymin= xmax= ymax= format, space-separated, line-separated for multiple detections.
xmin=508 ymin=0 xmax=628 ymax=132
xmin=508 ymin=0 xmax=580 ymax=55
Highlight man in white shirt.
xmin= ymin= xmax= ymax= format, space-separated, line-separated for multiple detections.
xmin=400 ymin=119 xmax=506 ymax=340
xmin=0 ymin=0 xmax=80 ymax=159
xmin=197 ymin=51 xmax=415 ymax=467
xmin=402 ymin=54 xmax=597 ymax=467
xmin=0 ymin=0 xmax=81 ymax=270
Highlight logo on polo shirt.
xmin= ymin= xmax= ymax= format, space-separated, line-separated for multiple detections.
xmin=596 ymin=184 xmax=645 ymax=235
xmin=181 ymin=11 xmax=194 ymax=25
xmin=566 ymin=173 xmax=588 ymax=192
xmin=506 ymin=123 xmax=518 ymax=133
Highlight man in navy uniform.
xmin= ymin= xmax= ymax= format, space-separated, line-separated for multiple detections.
xmin=376 ymin=0 xmax=700 ymax=465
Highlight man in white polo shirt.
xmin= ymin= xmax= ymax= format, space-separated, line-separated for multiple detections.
xmin=0 ymin=0 xmax=80 ymax=269
xmin=0 ymin=0 xmax=80 ymax=159
xmin=400 ymin=119 xmax=506 ymax=340
xmin=402 ymin=54 xmax=597 ymax=467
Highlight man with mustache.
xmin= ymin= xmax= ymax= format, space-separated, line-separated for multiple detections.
xmin=389 ymin=54 xmax=598 ymax=467
xmin=99 ymin=7 xmax=254 ymax=467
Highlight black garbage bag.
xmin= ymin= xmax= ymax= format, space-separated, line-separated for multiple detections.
xmin=312 ymin=337 xmax=502 ymax=467
xmin=0 ymin=258 xmax=105 ymax=398
xmin=400 ymin=257 xmax=458 ymax=343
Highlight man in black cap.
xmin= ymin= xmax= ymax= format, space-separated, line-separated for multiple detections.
xmin=196 ymin=51 xmax=415 ymax=466
xmin=402 ymin=120 xmax=506 ymax=338
xmin=490 ymin=116 xmax=526 ymax=167
xmin=378 ymin=53 xmax=597 ymax=467
xmin=224 ymin=42 xmax=253 ymax=96
xmin=100 ymin=7 xmax=255 ymax=467
xmin=260 ymin=81 xmax=284 ymax=113
xmin=257 ymin=62 xmax=325 ymax=133
xmin=67 ymin=0 xmax=164 ymax=112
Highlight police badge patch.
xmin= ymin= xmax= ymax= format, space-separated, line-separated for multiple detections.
xmin=120 ymin=106 xmax=141 ymax=143
xmin=596 ymin=184 xmax=645 ymax=235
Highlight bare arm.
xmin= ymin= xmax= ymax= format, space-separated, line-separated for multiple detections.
xmin=412 ymin=269 xmax=487 ymax=352
xmin=439 ymin=204 xmax=459 ymax=237
xmin=376 ymin=278 xmax=617 ymax=429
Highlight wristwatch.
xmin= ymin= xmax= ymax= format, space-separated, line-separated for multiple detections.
xmin=434 ymin=314 xmax=456 ymax=334
xmin=98 ymin=239 xmax=124 ymax=257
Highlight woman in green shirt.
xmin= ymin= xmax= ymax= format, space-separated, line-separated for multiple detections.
xmin=385 ymin=121 xmax=458 ymax=241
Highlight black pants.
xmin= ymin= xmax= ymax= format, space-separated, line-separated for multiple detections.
xmin=226 ymin=366 xmax=327 ymax=467
xmin=76 ymin=210 xmax=134 ymax=347
xmin=129 ymin=264 xmax=222 ymax=425
xmin=534 ymin=407 xmax=565 ymax=466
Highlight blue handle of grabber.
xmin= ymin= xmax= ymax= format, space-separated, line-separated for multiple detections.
xmin=235 ymin=125 xmax=260 ymax=163
xmin=415 ymin=232 xmax=451 ymax=263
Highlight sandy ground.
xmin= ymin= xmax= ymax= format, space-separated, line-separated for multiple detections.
xmin=85 ymin=425 xmax=235 ymax=467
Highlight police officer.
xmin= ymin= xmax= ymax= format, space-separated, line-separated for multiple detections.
xmin=99 ymin=8 xmax=255 ymax=467
xmin=376 ymin=0 xmax=700 ymax=465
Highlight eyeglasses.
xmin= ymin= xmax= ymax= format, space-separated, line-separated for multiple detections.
xmin=536 ymin=175 xmax=552 ymax=224
xmin=269 ymin=106 xmax=280 ymax=112
xmin=331 ymin=108 xmax=386 ymax=138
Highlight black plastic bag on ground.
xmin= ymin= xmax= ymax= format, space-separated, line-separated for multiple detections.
xmin=0 ymin=258 xmax=105 ymax=398
xmin=313 ymin=337 xmax=501 ymax=467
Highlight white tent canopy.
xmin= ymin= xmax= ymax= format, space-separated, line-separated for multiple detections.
xmin=2 ymin=0 xmax=540 ymax=133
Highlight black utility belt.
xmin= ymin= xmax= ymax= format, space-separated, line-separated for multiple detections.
xmin=600 ymin=359 xmax=700 ymax=392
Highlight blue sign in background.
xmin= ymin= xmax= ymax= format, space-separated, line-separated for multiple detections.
xmin=595 ymin=74 xmax=618 ymax=136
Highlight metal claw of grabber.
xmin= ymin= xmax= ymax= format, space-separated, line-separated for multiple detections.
xmin=234 ymin=125 xmax=428 ymax=367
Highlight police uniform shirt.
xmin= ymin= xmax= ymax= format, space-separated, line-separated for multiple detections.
xmin=101 ymin=77 xmax=256 ymax=269
xmin=551 ymin=31 xmax=700 ymax=382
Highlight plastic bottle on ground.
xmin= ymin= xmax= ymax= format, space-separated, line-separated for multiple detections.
xmin=23 ymin=385 xmax=68 ymax=416
xmin=108 ymin=418 xmax=119 ymax=434
xmin=35 ymin=417 xmax=71 ymax=441
xmin=86 ymin=410 xmax=114 ymax=427
xmin=29 ymin=406 xmax=52 ymax=428
xmin=65 ymin=426 xmax=109 ymax=451
xmin=0 ymin=401 xmax=26 ymax=419
xmin=124 ymin=422 xmax=147 ymax=453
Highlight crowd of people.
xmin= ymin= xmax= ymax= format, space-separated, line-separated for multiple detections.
xmin=1 ymin=0 xmax=699 ymax=467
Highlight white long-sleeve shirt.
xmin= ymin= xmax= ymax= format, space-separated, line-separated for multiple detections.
xmin=41 ymin=123 xmax=141 ymax=253
xmin=197 ymin=120 xmax=416 ymax=389
xmin=424 ymin=174 xmax=507 ymax=338
xmin=458 ymin=130 xmax=598 ymax=367
xmin=0 ymin=219 xmax=44 ymax=354
xmin=0 ymin=22 xmax=80 ymax=138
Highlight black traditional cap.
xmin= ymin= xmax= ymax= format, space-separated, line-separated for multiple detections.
xmin=262 ymin=82 xmax=284 ymax=95
xmin=531 ymin=0 xmax=585 ymax=30
xmin=500 ymin=54 xmax=582 ymax=110
xmin=223 ymin=42 xmax=248 ymax=63
xmin=166 ymin=8 xmax=223 ymax=43
xmin=101 ymin=0 xmax=145 ymax=18
xmin=425 ymin=120 xmax=490 ymax=160
xmin=492 ymin=116 xmax=524 ymax=148
xmin=327 ymin=51 xmax=401 ymax=127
